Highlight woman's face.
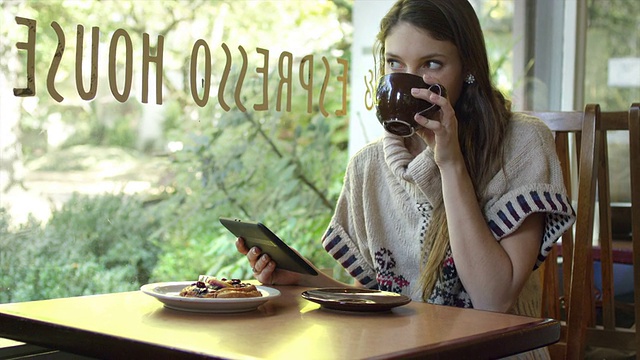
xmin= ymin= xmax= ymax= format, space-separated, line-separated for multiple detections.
xmin=384 ymin=21 xmax=465 ymax=107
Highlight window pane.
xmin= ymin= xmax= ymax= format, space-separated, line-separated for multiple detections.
xmin=584 ymin=0 xmax=639 ymax=205
xmin=0 ymin=1 xmax=352 ymax=303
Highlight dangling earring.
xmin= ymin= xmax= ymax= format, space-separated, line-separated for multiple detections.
xmin=465 ymin=73 xmax=476 ymax=84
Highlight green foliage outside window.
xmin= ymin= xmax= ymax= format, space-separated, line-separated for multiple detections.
xmin=0 ymin=195 xmax=162 ymax=302
xmin=1 ymin=0 xmax=353 ymax=302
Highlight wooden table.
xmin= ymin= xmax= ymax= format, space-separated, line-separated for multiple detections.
xmin=0 ymin=285 xmax=559 ymax=359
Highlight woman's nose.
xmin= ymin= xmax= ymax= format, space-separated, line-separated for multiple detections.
xmin=405 ymin=68 xmax=420 ymax=76
xmin=406 ymin=69 xmax=429 ymax=81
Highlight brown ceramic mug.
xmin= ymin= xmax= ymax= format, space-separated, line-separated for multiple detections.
xmin=375 ymin=73 xmax=447 ymax=137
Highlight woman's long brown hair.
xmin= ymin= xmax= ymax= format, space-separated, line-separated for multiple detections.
xmin=374 ymin=0 xmax=512 ymax=300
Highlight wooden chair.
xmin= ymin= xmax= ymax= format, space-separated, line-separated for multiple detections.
xmin=529 ymin=103 xmax=640 ymax=359
xmin=582 ymin=103 xmax=639 ymax=356
xmin=524 ymin=104 xmax=601 ymax=359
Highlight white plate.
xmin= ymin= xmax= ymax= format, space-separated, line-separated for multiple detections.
xmin=140 ymin=281 xmax=280 ymax=313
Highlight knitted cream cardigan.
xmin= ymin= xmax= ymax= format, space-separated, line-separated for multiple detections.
xmin=322 ymin=112 xmax=576 ymax=317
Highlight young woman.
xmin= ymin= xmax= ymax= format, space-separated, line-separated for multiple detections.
xmin=238 ymin=0 xmax=574 ymax=338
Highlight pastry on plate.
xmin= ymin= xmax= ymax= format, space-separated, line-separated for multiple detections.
xmin=179 ymin=275 xmax=262 ymax=298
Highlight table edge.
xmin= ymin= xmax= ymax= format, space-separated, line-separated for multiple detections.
xmin=369 ymin=318 xmax=561 ymax=360
xmin=0 ymin=312 xmax=211 ymax=359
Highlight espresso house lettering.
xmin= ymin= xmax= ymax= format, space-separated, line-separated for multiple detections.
xmin=12 ymin=16 xmax=349 ymax=117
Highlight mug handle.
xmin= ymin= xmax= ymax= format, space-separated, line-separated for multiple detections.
xmin=415 ymin=84 xmax=442 ymax=117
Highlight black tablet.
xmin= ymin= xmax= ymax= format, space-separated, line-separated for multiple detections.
xmin=219 ymin=217 xmax=318 ymax=276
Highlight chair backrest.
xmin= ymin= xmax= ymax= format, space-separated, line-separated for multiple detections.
xmin=523 ymin=104 xmax=601 ymax=359
xmin=583 ymin=103 xmax=639 ymax=355
xmin=527 ymin=103 xmax=640 ymax=359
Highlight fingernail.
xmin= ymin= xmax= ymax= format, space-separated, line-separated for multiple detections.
xmin=411 ymin=88 xmax=419 ymax=95
xmin=415 ymin=115 xmax=429 ymax=124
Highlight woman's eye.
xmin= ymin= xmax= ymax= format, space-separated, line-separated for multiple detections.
xmin=424 ymin=61 xmax=442 ymax=70
xmin=386 ymin=59 xmax=403 ymax=70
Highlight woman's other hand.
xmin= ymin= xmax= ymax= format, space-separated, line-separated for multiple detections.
xmin=235 ymin=237 xmax=357 ymax=288
xmin=235 ymin=237 xmax=302 ymax=285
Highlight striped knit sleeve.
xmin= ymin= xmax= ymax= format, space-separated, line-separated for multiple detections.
xmin=322 ymin=223 xmax=378 ymax=289
xmin=482 ymin=114 xmax=576 ymax=268
xmin=320 ymin=145 xmax=379 ymax=289
xmin=484 ymin=185 xmax=575 ymax=268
